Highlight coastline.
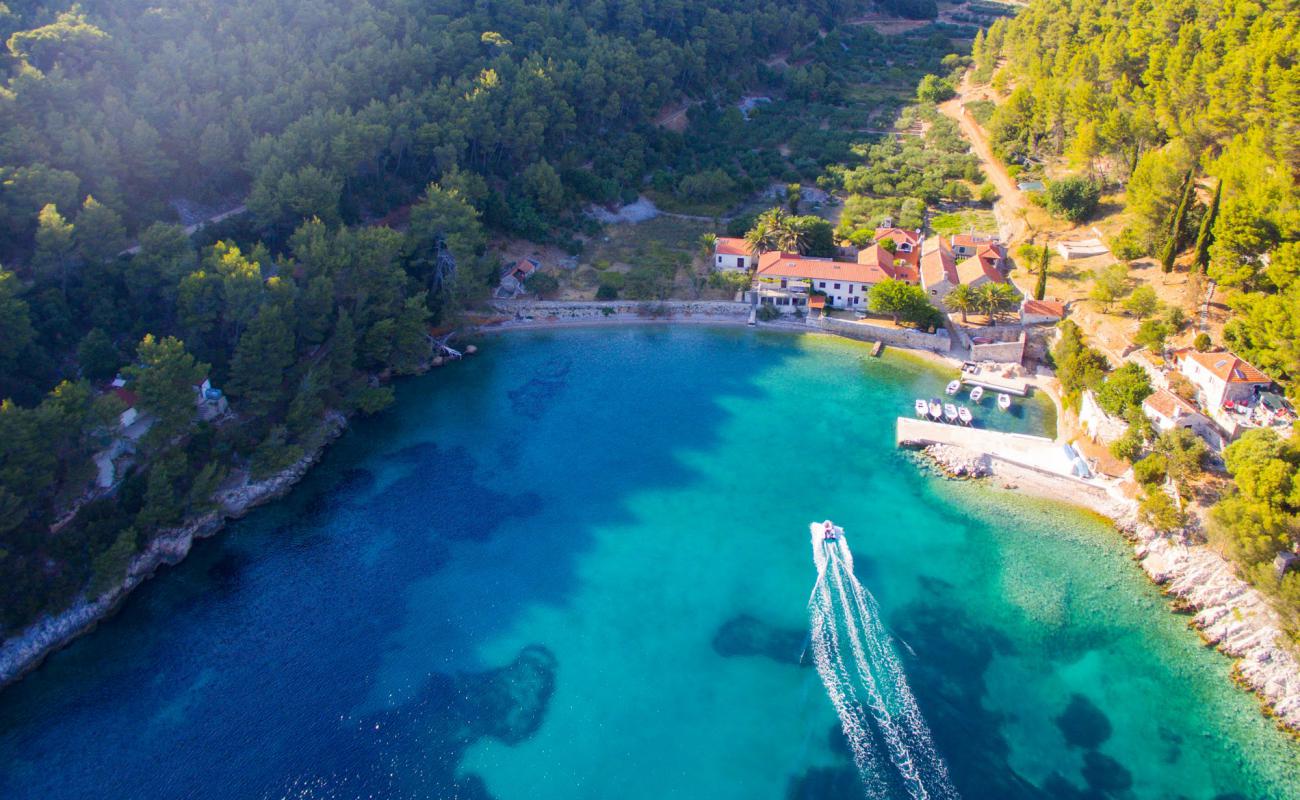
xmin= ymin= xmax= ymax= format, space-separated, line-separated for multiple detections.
xmin=4 ymin=310 xmax=1298 ymax=744
xmin=918 ymin=443 xmax=1300 ymax=735
xmin=0 ymin=411 xmax=350 ymax=689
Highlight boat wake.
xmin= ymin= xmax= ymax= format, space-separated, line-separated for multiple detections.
xmin=807 ymin=523 xmax=959 ymax=800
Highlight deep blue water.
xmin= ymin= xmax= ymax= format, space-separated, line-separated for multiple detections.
xmin=0 ymin=327 xmax=1296 ymax=799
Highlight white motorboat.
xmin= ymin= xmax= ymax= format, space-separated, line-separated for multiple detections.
xmin=997 ymin=393 xmax=1012 ymax=411
xmin=943 ymin=403 xmax=959 ymax=422
xmin=945 ymin=379 xmax=961 ymax=396
xmin=969 ymin=386 xmax=984 ymax=403
xmin=929 ymin=399 xmax=943 ymax=420
xmin=915 ymin=398 xmax=929 ymax=417
xmin=957 ymin=406 xmax=973 ymax=425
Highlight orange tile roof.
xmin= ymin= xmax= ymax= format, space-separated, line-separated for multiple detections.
xmin=953 ymin=232 xmax=1000 ymax=249
xmin=1143 ymin=389 xmax=1201 ymax=420
xmin=808 ymin=295 xmax=826 ymax=308
xmin=1021 ymin=299 xmax=1065 ymax=318
xmin=955 ymin=252 xmax=1006 ymax=285
xmin=874 ymin=227 xmax=919 ymax=247
xmin=855 ymin=244 xmax=916 ymax=283
xmin=714 ymin=237 xmax=751 ymax=256
xmin=756 ymin=251 xmax=893 ymax=284
xmin=1179 ymin=350 xmax=1272 ymax=384
xmin=920 ymin=238 xmax=957 ymax=287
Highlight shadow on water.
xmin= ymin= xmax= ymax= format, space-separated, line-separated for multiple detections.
xmin=0 ymin=326 xmax=809 ymax=800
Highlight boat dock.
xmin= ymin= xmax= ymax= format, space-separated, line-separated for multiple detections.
xmin=959 ymin=374 xmax=1028 ymax=396
xmin=896 ymin=417 xmax=1091 ymax=480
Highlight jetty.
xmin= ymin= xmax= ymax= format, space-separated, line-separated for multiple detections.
xmin=896 ymin=417 xmax=1092 ymax=481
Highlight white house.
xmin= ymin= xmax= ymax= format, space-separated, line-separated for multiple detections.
xmin=1142 ymin=389 xmax=1222 ymax=450
xmin=714 ymin=237 xmax=754 ymax=272
xmin=921 ymin=235 xmax=1012 ymax=310
xmin=498 ymin=258 xmax=540 ymax=296
xmin=920 ymin=237 xmax=958 ymax=307
xmin=1173 ymin=349 xmax=1272 ymax=410
xmin=755 ymin=250 xmax=902 ymax=310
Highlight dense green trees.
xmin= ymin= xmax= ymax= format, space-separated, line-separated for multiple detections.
xmin=1043 ymin=177 xmax=1099 ymax=223
xmin=868 ymin=279 xmax=939 ymax=327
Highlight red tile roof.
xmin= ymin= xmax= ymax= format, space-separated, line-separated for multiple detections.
xmin=110 ymin=387 xmax=138 ymax=408
xmin=1143 ymin=389 xmax=1201 ymax=420
xmin=715 ymin=237 xmax=752 ymax=256
xmin=808 ymin=295 xmax=826 ymax=309
xmin=1021 ymin=299 xmax=1065 ymax=318
xmin=920 ymin=238 xmax=958 ymax=287
xmin=756 ymin=251 xmax=893 ymax=284
xmin=1179 ymin=350 xmax=1272 ymax=384
xmin=955 ymin=250 xmax=1006 ymax=285
xmin=855 ymin=244 xmax=917 ymax=283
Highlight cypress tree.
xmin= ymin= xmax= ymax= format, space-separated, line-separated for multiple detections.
xmin=1160 ymin=170 xmax=1194 ymax=274
xmin=1193 ymin=179 xmax=1221 ymax=274
xmin=1034 ymin=246 xmax=1050 ymax=300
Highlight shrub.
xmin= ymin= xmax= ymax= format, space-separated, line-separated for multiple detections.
xmin=1110 ymin=227 xmax=1146 ymax=260
xmin=1140 ymin=490 xmax=1184 ymax=532
xmin=1132 ymin=453 xmax=1168 ymax=485
xmin=1194 ymin=332 xmax=1212 ymax=351
xmin=595 ymin=284 xmax=618 ymax=300
xmin=1045 ymin=176 xmax=1101 ymax=222
xmin=756 ymin=304 xmax=781 ymax=321
xmin=525 ymin=271 xmax=560 ymax=298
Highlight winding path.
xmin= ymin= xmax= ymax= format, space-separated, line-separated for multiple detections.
xmin=937 ymin=72 xmax=1029 ymax=245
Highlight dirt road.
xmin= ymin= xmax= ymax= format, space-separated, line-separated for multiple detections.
xmin=938 ymin=73 xmax=1030 ymax=245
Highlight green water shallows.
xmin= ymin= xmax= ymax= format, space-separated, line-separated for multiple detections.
xmin=0 ymin=326 xmax=1295 ymax=800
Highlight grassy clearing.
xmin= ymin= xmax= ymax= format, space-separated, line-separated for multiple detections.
xmin=929 ymin=207 xmax=998 ymax=236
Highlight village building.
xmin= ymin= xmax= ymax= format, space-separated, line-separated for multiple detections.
xmin=195 ymin=378 xmax=229 ymax=421
xmin=755 ymin=248 xmax=915 ymax=310
xmin=920 ymin=235 xmax=1011 ymax=310
xmin=713 ymin=237 xmax=754 ymax=272
xmin=1019 ymin=298 xmax=1066 ymax=325
xmin=1172 ymin=348 xmax=1291 ymax=439
xmin=1174 ymin=349 xmax=1273 ymax=410
xmin=1142 ymin=389 xmax=1223 ymax=450
xmin=497 ymin=258 xmax=540 ymax=298
xmin=952 ymin=232 xmax=1003 ymax=260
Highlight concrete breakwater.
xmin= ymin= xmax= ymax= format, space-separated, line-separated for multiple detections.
xmin=917 ymin=439 xmax=1300 ymax=735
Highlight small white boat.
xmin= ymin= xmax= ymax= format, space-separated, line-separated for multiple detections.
xmin=929 ymin=399 xmax=943 ymax=420
xmin=957 ymin=406 xmax=973 ymax=425
xmin=944 ymin=403 xmax=959 ymax=422
xmin=945 ymin=379 xmax=961 ymax=396
xmin=915 ymin=398 xmax=929 ymax=417
xmin=997 ymin=393 xmax=1012 ymax=412
xmin=821 ymin=520 xmax=840 ymax=541
xmin=969 ymin=386 xmax=984 ymax=403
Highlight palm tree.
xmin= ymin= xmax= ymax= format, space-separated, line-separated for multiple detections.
xmin=975 ymin=282 xmax=1020 ymax=325
xmin=745 ymin=207 xmax=807 ymax=254
xmin=946 ymin=284 xmax=976 ymax=324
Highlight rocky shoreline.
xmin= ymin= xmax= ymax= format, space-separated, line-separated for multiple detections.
xmin=0 ymin=411 xmax=349 ymax=689
xmin=920 ymin=443 xmax=1300 ymax=735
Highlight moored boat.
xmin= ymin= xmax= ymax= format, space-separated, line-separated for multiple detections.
xmin=957 ymin=406 xmax=973 ymax=425
xmin=946 ymin=379 xmax=961 ymax=396
xmin=915 ymin=398 xmax=928 ymax=417
xmin=944 ymin=403 xmax=958 ymax=422
xmin=997 ymin=393 xmax=1011 ymax=411
xmin=929 ymin=399 xmax=943 ymax=420
xmin=969 ymin=386 xmax=984 ymax=403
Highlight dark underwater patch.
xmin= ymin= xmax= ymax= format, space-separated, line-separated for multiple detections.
xmin=711 ymin=614 xmax=808 ymax=666
xmin=1055 ymin=693 xmax=1113 ymax=750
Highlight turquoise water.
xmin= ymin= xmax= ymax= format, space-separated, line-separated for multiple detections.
xmin=1 ymin=326 xmax=1297 ymax=799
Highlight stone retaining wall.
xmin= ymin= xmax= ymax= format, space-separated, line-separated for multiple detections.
xmin=807 ymin=315 xmax=952 ymax=352
xmin=493 ymin=300 xmax=752 ymax=320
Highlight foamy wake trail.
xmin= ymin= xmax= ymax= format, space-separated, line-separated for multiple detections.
xmin=808 ymin=525 xmax=960 ymax=800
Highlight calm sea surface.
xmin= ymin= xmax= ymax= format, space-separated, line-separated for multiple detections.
xmin=1 ymin=326 xmax=1296 ymax=799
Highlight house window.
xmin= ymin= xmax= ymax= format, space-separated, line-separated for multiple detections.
xmin=930 ymin=290 xmax=937 ymax=296
xmin=780 ymin=279 xmax=787 ymax=288
xmin=819 ymin=282 xmax=826 ymax=288
xmin=848 ymin=284 xmax=854 ymax=294
xmin=736 ymin=257 xmax=744 ymax=267
xmin=717 ymin=255 xmax=722 ymax=263
xmin=834 ymin=283 xmax=841 ymax=290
